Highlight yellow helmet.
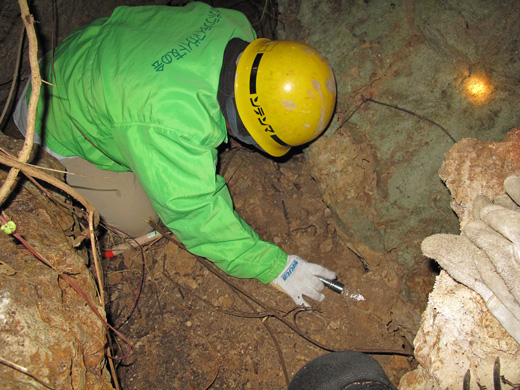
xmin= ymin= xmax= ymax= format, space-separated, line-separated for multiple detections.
xmin=234 ymin=38 xmax=337 ymax=157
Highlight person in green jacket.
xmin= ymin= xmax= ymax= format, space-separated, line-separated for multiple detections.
xmin=13 ymin=2 xmax=337 ymax=307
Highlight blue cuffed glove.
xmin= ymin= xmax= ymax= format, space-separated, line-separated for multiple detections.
xmin=271 ymin=255 xmax=337 ymax=307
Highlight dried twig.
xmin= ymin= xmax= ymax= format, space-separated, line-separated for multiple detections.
xmin=0 ymin=356 xmax=55 ymax=389
xmin=0 ymin=25 xmax=24 ymax=127
xmin=234 ymin=289 xmax=290 ymax=386
xmin=0 ymin=1 xmax=105 ymax=306
xmin=0 ymin=146 xmax=87 ymax=221
xmin=0 ymin=153 xmax=98 ymax=239
xmin=363 ymin=97 xmax=457 ymax=143
xmin=338 ymin=96 xmax=457 ymax=144
xmin=112 ymin=241 xmax=146 ymax=330
xmin=0 ymin=0 xmax=39 ymax=206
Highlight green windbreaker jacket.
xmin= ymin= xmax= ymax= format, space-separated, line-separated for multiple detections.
xmin=30 ymin=2 xmax=287 ymax=283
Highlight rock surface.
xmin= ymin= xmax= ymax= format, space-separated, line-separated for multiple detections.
xmin=439 ymin=128 xmax=520 ymax=227
xmin=0 ymin=134 xmax=113 ymax=389
xmin=277 ymin=0 xmax=520 ymax=280
xmin=399 ymin=129 xmax=520 ymax=389
xmin=399 ymin=273 xmax=520 ymax=389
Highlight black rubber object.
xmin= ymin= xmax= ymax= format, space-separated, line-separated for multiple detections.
xmin=288 ymin=351 xmax=397 ymax=390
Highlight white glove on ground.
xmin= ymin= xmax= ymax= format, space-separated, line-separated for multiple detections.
xmin=270 ymin=255 xmax=337 ymax=307
xmin=421 ymin=175 xmax=520 ymax=344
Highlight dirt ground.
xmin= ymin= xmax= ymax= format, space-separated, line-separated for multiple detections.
xmin=101 ymin=141 xmax=423 ymax=389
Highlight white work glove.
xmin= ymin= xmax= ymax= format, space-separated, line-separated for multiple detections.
xmin=421 ymin=175 xmax=520 ymax=344
xmin=270 ymin=255 xmax=337 ymax=307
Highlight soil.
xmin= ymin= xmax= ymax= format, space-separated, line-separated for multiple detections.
xmin=102 ymin=142 xmax=420 ymax=389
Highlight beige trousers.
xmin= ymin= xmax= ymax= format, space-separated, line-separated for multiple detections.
xmin=14 ymin=84 xmax=158 ymax=237
xmin=62 ymin=157 xmax=159 ymax=237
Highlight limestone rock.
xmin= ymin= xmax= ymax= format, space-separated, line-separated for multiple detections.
xmin=439 ymin=128 xmax=520 ymax=227
xmin=399 ymin=272 xmax=520 ymax=389
xmin=0 ymin=134 xmax=113 ymax=389
xmin=399 ymin=129 xmax=520 ymax=389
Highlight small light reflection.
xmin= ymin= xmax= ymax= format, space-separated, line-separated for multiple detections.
xmin=283 ymin=83 xmax=292 ymax=92
xmin=462 ymin=74 xmax=493 ymax=105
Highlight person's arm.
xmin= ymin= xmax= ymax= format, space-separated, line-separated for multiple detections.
xmin=113 ymin=123 xmax=286 ymax=283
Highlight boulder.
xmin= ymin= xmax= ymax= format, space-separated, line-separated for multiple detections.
xmin=0 ymin=134 xmax=113 ymax=389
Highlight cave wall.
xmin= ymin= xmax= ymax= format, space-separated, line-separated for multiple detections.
xmin=276 ymin=0 xmax=520 ymax=277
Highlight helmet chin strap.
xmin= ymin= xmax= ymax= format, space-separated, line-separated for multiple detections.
xmin=226 ymin=91 xmax=262 ymax=150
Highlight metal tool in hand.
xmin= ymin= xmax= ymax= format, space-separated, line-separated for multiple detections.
xmin=319 ymin=277 xmax=345 ymax=294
